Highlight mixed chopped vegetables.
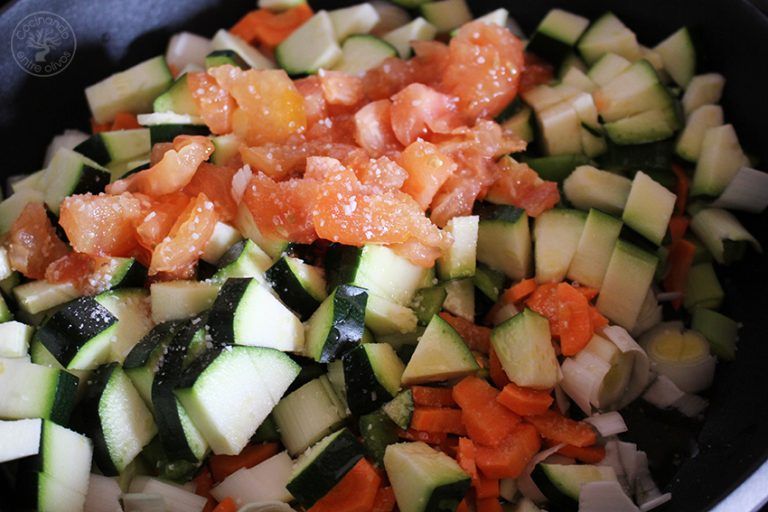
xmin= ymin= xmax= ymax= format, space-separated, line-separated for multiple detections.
xmin=0 ymin=0 xmax=766 ymax=511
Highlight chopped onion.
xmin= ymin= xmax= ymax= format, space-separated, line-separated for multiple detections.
xmin=231 ymin=165 xmax=253 ymax=203
xmin=561 ymin=357 xmax=599 ymax=415
xmin=120 ymin=493 xmax=165 ymax=512
xmin=44 ymin=129 xmax=90 ymax=167
xmin=634 ymin=451 xmax=664 ymax=508
xmin=506 ymin=16 xmax=526 ymax=38
xmin=617 ymin=441 xmax=640 ymax=491
xmin=585 ymin=412 xmax=628 ymax=437
xmin=643 ymin=373 xmax=710 ymax=418
xmin=602 ymin=440 xmax=631 ymax=494
xmin=166 ymin=32 xmax=212 ymax=75
xmin=674 ymin=393 xmax=708 ymax=417
xmin=579 ymin=481 xmax=641 ymax=511
xmin=499 ymin=478 xmax=517 ymax=502
xmin=237 ymin=503 xmax=294 ymax=512
xmin=84 ymin=474 xmax=122 ymax=512
xmin=640 ymin=493 xmax=672 ymax=511
xmin=370 ymin=1 xmax=411 ymax=36
xmin=128 ymin=477 xmax=207 ymax=512
xmin=712 ymin=166 xmax=768 ymax=213
xmin=518 ymin=443 xmax=565 ymax=504
xmin=211 ymin=452 xmax=293 ymax=505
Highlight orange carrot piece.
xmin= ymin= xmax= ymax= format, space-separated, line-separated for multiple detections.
xmin=475 ymin=478 xmax=500 ymax=499
xmin=497 ymin=383 xmax=554 ymax=416
xmin=209 ymin=443 xmax=279 ymax=482
xmin=397 ymin=428 xmax=448 ymax=445
xmin=91 ymin=118 xmax=111 ymax=134
xmin=457 ymin=437 xmax=478 ymax=478
xmin=477 ymin=498 xmax=503 ymax=512
xmin=525 ymin=283 xmax=560 ymax=336
xmin=193 ymin=468 xmax=216 ymax=512
xmin=525 ymin=410 xmax=597 ymax=448
xmin=589 ymin=306 xmax=609 ymax=330
xmin=453 ymin=377 xmax=521 ymax=447
xmin=488 ymin=347 xmax=510 ymax=389
xmin=557 ymin=444 xmax=606 ymax=464
xmin=372 ymin=487 xmax=396 ymax=512
xmin=475 ymin=423 xmax=541 ymax=479
xmin=668 ymin=216 xmax=690 ymax=243
xmin=456 ymin=499 xmax=471 ymax=512
xmin=556 ymin=282 xmax=593 ymax=356
xmin=308 ymin=458 xmax=381 ymax=512
xmin=503 ymin=278 xmax=537 ymax=303
xmin=231 ymin=4 xmax=313 ymax=48
xmin=411 ymin=407 xmax=467 ymax=435
xmin=412 ymin=386 xmax=456 ymax=407
xmin=573 ymin=285 xmax=599 ymax=301
xmin=439 ymin=312 xmax=492 ymax=353
xmin=663 ymin=239 xmax=697 ymax=310
xmin=672 ymin=164 xmax=689 ymax=216
xmin=111 ymin=112 xmax=141 ymax=130
xmin=212 ymin=498 xmax=237 ymax=512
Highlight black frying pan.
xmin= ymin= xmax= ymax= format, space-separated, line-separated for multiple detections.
xmin=0 ymin=0 xmax=767 ymax=510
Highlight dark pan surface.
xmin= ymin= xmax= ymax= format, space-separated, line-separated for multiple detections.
xmin=0 ymin=1 xmax=767 ymax=510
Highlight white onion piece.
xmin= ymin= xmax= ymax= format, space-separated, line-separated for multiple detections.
xmin=653 ymin=354 xmax=716 ymax=394
xmin=644 ymin=375 xmax=708 ymax=418
xmin=617 ymin=442 xmax=640 ymax=492
xmin=602 ymin=326 xmax=652 ymax=408
xmin=231 ymin=165 xmax=253 ymax=204
xmin=120 ymin=493 xmax=165 ymax=512
xmin=579 ymin=481 xmax=641 ymax=512
xmin=237 ymin=503 xmax=294 ymax=512
xmin=586 ymin=412 xmax=628 ymax=437
xmin=370 ymin=1 xmax=411 ymax=35
xmin=166 ymin=32 xmax=212 ymax=75
xmin=128 ymin=477 xmax=207 ymax=512
xmin=641 ymin=324 xmax=716 ymax=393
xmin=506 ymin=16 xmax=526 ymax=38
xmin=499 ymin=478 xmax=517 ymax=502
xmin=674 ymin=393 xmax=708 ymax=417
xmin=712 ymin=166 xmax=768 ymax=213
xmin=560 ymin=358 xmax=599 ymax=415
xmin=84 ymin=474 xmax=122 ymax=512
xmin=630 ymin=288 xmax=663 ymax=338
xmin=44 ymin=129 xmax=90 ymax=167
xmin=518 ymin=443 xmax=565 ymax=504
xmin=640 ymin=493 xmax=672 ymax=511
xmin=634 ymin=451 xmax=663 ymax=507
xmin=554 ymin=383 xmax=571 ymax=415
xmin=602 ymin=440 xmax=631 ymax=495
xmin=492 ymin=302 xmax=519 ymax=326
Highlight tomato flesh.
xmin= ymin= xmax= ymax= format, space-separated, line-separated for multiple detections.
xmin=6 ymin=203 xmax=69 ymax=280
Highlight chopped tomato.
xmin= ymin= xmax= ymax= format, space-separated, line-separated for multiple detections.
xmin=346 ymin=154 xmax=408 ymax=193
xmin=519 ymin=53 xmax=554 ymax=94
xmin=408 ymin=40 xmax=450 ymax=87
xmin=486 ymin=158 xmax=560 ymax=217
xmin=108 ymin=135 xmax=214 ymax=197
xmin=430 ymin=175 xmax=483 ymax=228
xmin=441 ymin=21 xmax=525 ymax=120
xmin=389 ymin=240 xmax=443 ymax=268
xmin=6 ymin=203 xmax=69 ymax=279
xmin=295 ymin=76 xmax=329 ymax=127
xmin=188 ymin=72 xmax=236 ymax=135
xmin=319 ymin=70 xmax=364 ymax=106
xmin=59 ymin=193 xmax=146 ymax=257
xmin=240 ymin=139 xmax=361 ymax=180
xmin=150 ymin=193 xmax=218 ymax=275
xmin=183 ymin=163 xmax=238 ymax=222
xmin=390 ymin=83 xmax=463 ymax=146
xmin=111 ymin=112 xmax=141 ymax=130
xmin=45 ymin=253 xmax=122 ymax=295
xmin=399 ymin=140 xmax=457 ymax=210
xmin=210 ymin=66 xmax=306 ymax=146
xmin=353 ymin=100 xmax=401 ymax=157
xmin=135 ymin=192 xmax=191 ymax=250
xmin=242 ymin=172 xmax=320 ymax=243
xmin=363 ymin=57 xmax=415 ymax=101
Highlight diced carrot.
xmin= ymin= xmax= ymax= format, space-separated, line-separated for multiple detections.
xmin=497 ymin=383 xmax=554 ymax=416
xmin=439 ymin=436 xmax=460 ymax=458
xmin=525 ymin=283 xmax=560 ymax=336
xmin=209 ymin=442 xmax=279 ymax=482
xmin=475 ymin=423 xmax=541 ymax=479
xmin=439 ymin=312 xmax=492 ymax=353
xmin=488 ymin=347 xmax=510 ymax=389
xmin=672 ymin=164 xmax=689 ymax=216
xmin=453 ymin=377 xmax=521 ymax=447
xmin=557 ymin=444 xmax=606 ymax=464
xmin=477 ymin=498 xmax=503 ymax=512
xmin=371 ymin=487 xmax=396 ymax=512
xmin=668 ymin=216 xmax=690 ymax=243
xmin=525 ymin=410 xmax=597 ymax=448
xmin=91 ymin=118 xmax=111 ymax=133
xmin=572 ymin=285 xmax=599 ymax=301
xmin=111 ymin=112 xmax=141 ymax=130
xmin=397 ymin=428 xmax=447 ymax=445
xmin=412 ymin=386 xmax=456 ymax=407
xmin=475 ymin=478 xmax=500 ymax=499
xmin=411 ymin=407 xmax=467 ymax=435
xmin=589 ymin=306 xmax=609 ymax=330
xmin=503 ymin=278 xmax=537 ymax=303
xmin=212 ymin=498 xmax=237 ymax=512
xmin=308 ymin=458 xmax=381 ymax=512
xmin=556 ymin=282 xmax=593 ymax=356
xmin=457 ymin=437 xmax=478 ymax=481
xmin=456 ymin=499 xmax=471 ymax=512
xmin=663 ymin=238 xmax=697 ymax=310
xmin=193 ymin=468 xmax=216 ymax=512
xmin=230 ymin=4 xmax=313 ymax=48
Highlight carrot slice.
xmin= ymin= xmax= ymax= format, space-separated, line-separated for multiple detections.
xmin=572 ymin=285 xmax=599 ymax=301
xmin=525 ymin=283 xmax=560 ymax=336
xmin=668 ymin=216 xmax=690 ymax=243
xmin=411 ymin=407 xmax=467 ymax=435
xmin=488 ymin=347 xmax=510 ymax=389
xmin=111 ymin=112 xmax=141 ymax=130
xmin=525 ymin=410 xmax=597 ymax=448
xmin=230 ymin=4 xmax=313 ymax=48
xmin=91 ymin=118 xmax=111 ymax=133
xmin=503 ymin=278 xmax=537 ymax=303
xmin=589 ymin=306 xmax=609 ymax=330
xmin=477 ymin=498 xmax=503 ymax=512
xmin=397 ymin=428 xmax=447 ymax=445
xmin=193 ymin=468 xmax=216 ymax=512
xmin=439 ymin=312 xmax=492 ymax=353
xmin=456 ymin=499 xmax=471 ymax=512
xmin=672 ymin=164 xmax=689 ymax=216
xmin=497 ymin=383 xmax=554 ymax=416
xmin=212 ymin=498 xmax=237 ymax=512
xmin=556 ymin=282 xmax=593 ymax=356
xmin=412 ymin=386 xmax=456 ymax=407
xmin=557 ymin=444 xmax=606 ymax=464
xmin=457 ymin=437 xmax=478 ymax=483
xmin=209 ymin=442 xmax=279 ymax=482
xmin=663 ymin=238 xmax=697 ymax=310
xmin=453 ymin=377 xmax=521 ymax=447
xmin=308 ymin=458 xmax=381 ymax=512
xmin=475 ymin=423 xmax=541 ymax=479
xmin=372 ymin=487 xmax=396 ymax=512
xmin=475 ymin=478 xmax=500 ymax=499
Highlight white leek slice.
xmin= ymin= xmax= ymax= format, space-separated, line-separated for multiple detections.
xmin=630 ymin=288 xmax=662 ymax=338
xmin=579 ymin=480 xmax=640 ymax=512
xmin=643 ymin=374 xmax=708 ymax=417
xmin=634 ymin=451 xmax=667 ymax=510
xmin=712 ymin=166 xmax=768 ymax=213
xmin=517 ymin=443 xmax=566 ymax=504
xmin=602 ymin=326 xmax=652 ymax=408
xmin=585 ymin=411 xmax=628 ymax=437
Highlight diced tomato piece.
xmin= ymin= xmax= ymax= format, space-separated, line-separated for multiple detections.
xmin=363 ymin=57 xmax=415 ymax=101
xmin=438 ymin=312 xmax=491 ymax=353
xmin=295 ymin=76 xmax=328 ymax=127
xmin=230 ymin=4 xmax=313 ymax=48
xmin=210 ymin=66 xmax=306 ymax=146
xmin=59 ymin=193 xmax=146 ymax=257
xmin=390 ymin=83 xmax=463 ymax=146
xmin=486 ymin=158 xmax=560 ymax=218
xmin=108 ymin=135 xmax=214 ymax=197
xmin=441 ymin=21 xmax=525 ymax=121
xmin=188 ymin=72 xmax=236 ymax=135
xmin=183 ymin=163 xmax=238 ymax=222
xmin=408 ymin=40 xmax=450 ymax=87
xmin=135 ymin=192 xmax=191 ymax=250
xmin=475 ymin=423 xmax=541 ymax=479
xmin=319 ymin=69 xmax=364 ymax=106
xmin=150 ymin=193 xmax=218 ymax=275
xmin=346 ymin=154 xmax=408 ymax=193
xmin=243 ymin=172 xmax=320 ymax=243
xmin=371 ymin=486 xmax=396 ymax=512
xmin=430 ymin=175 xmax=483 ymax=228
xmin=240 ymin=139 xmax=361 ymax=180
xmin=388 ymin=240 xmax=443 ymax=268
xmin=6 ymin=203 xmax=69 ymax=280
xmin=45 ymin=253 xmax=127 ymax=295
xmin=519 ymin=53 xmax=554 ymax=94
xmin=353 ymin=100 xmax=401 ymax=157
xmin=399 ymin=140 xmax=457 ymax=210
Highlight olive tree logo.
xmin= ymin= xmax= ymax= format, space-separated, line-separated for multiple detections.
xmin=12 ymin=11 xmax=76 ymax=77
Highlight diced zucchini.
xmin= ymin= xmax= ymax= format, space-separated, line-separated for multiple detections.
xmin=603 ymin=108 xmax=680 ymax=145
xmin=206 ymin=49 xmax=249 ymax=70
xmin=213 ymin=239 xmax=272 ymax=283
xmin=473 ymin=264 xmax=506 ymax=302
xmin=343 ymin=343 xmax=404 ymax=415
xmin=259 ymin=0 xmax=307 ymax=11
xmin=365 ymin=294 xmax=419 ymax=336
xmin=275 ymin=11 xmax=342 ymax=76
xmin=328 ymin=3 xmax=381 ymax=41
xmin=201 ymin=222 xmax=243 ymax=264
xmin=491 ymin=308 xmax=559 ymax=389
xmin=501 ymin=106 xmax=535 ymax=142
xmin=44 ymin=148 xmax=111 ymax=215
xmin=0 ymin=321 xmax=33 ymax=358
xmin=150 ymin=281 xmax=219 ymax=323
xmin=305 ymin=285 xmax=368 ymax=362
xmin=561 ymin=67 xmax=596 ymax=93
xmin=587 ymin=53 xmax=631 ymax=87
xmin=442 ymin=279 xmax=475 ymax=322
xmin=95 ymin=288 xmax=153 ymax=363
xmin=691 ymin=124 xmax=749 ymax=197
xmin=577 ymin=12 xmax=641 ymax=65
xmin=594 ymin=60 xmax=674 ymax=123
xmin=536 ymin=101 xmax=583 ymax=155
xmin=476 ymin=204 xmax=532 ymax=280
xmin=622 ymin=171 xmax=677 ymax=245
xmin=210 ymin=133 xmax=242 ymax=166
xmin=675 ymin=104 xmax=724 ymax=162
xmin=13 ymin=280 xmax=81 ymax=316
xmin=334 ymin=35 xmax=397 ymax=75
xmin=383 ymin=17 xmax=437 ymax=59
xmin=437 ymin=215 xmax=479 ymax=280
xmin=596 ymin=241 xmax=658 ymax=330
xmin=653 ymin=27 xmax=697 ymax=88
xmin=684 ymin=263 xmax=724 ymax=311
xmin=383 ymin=389 xmax=414 ymax=430
xmin=534 ymin=209 xmax=586 ymax=283
xmin=691 ymin=308 xmax=739 ymax=361
xmin=690 ymin=208 xmax=761 ymax=264
xmin=210 ymin=29 xmax=274 ymax=69
xmin=568 ymin=209 xmax=623 ymax=288
xmin=401 ymin=315 xmax=478 ymax=385
xmin=420 ymin=0 xmax=472 ymax=34
xmin=266 ymin=256 xmax=327 ymax=321
xmin=153 ymin=73 xmax=198 ymax=115
xmin=0 ymin=359 xmax=78 ymax=424
xmin=682 ymin=73 xmax=725 ymax=115
xmin=0 ymin=189 xmax=44 ymax=234
xmin=360 ymin=410 xmax=399 ymax=467
xmin=532 ymin=463 xmax=617 ymax=509
xmin=74 ymin=129 xmax=152 ymax=166
xmin=526 ymin=9 xmax=590 ymax=67
xmin=411 ymin=286 xmax=447 ymax=326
